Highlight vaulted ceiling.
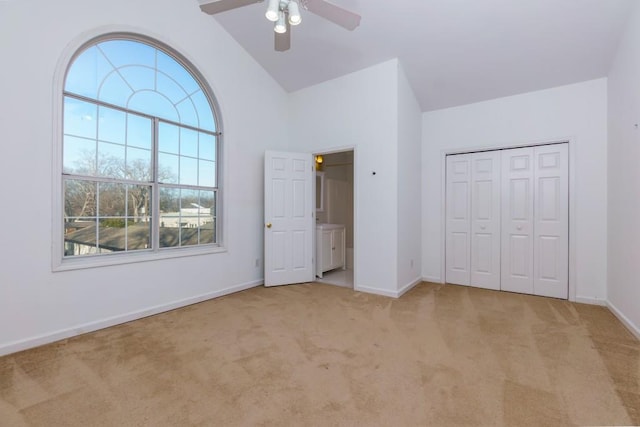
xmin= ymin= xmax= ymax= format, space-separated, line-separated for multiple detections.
xmin=202 ymin=0 xmax=634 ymax=111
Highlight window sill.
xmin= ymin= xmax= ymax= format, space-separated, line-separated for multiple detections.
xmin=52 ymin=244 xmax=227 ymax=272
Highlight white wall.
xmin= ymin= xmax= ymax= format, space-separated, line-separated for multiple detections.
xmin=396 ymin=63 xmax=423 ymax=293
xmin=607 ymin=3 xmax=640 ymax=336
xmin=422 ymin=79 xmax=608 ymax=303
xmin=0 ymin=0 xmax=290 ymax=355
xmin=289 ymin=60 xmax=400 ymax=296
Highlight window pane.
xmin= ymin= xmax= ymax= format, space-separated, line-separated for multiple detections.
xmin=65 ymin=46 xmax=113 ymax=99
xmin=98 ymin=72 xmax=133 ymax=107
xmin=97 ymin=141 xmax=125 ymax=178
xmin=158 ymin=121 xmax=179 ymax=154
xmin=98 ymin=218 xmax=127 ymax=252
xmin=159 ymin=227 xmax=179 ymax=248
xmin=199 ymin=190 xmax=216 ymax=244
xmin=180 ymin=156 xmax=198 ymax=186
xmin=157 ymin=72 xmax=188 ymax=104
xmin=176 ymin=98 xmax=198 ymax=128
xmin=181 ymin=189 xmax=199 ymax=212
xmin=199 ymin=133 xmax=216 ymax=161
xmin=158 ymin=153 xmax=179 ymax=184
xmin=180 ymin=189 xmax=199 ymax=246
xmin=180 ymin=227 xmax=199 ymax=247
xmin=180 ymin=127 xmax=198 ymax=157
xmin=64 ymin=218 xmax=98 ymax=257
xmin=159 ymin=187 xmax=179 ymax=215
xmin=98 ymin=182 xmax=126 ymax=217
xmin=199 ymin=224 xmax=214 ymax=244
xmin=192 ymin=90 xmax=216 ymax=132
xmin=120 ymin=65 xmax=155 ymax=92
xmin=98 ymin=40 xmax=156 ymax=69
xmin=200 ymin=190 xmax=215 ymax=210
xmin=127 ymin=184 xmax=152 ymax=218
xmin=126 ymin=147 xmax=152 ymax=181
xmin=98 ymin=105 xmax=126 ymax=144
xmin=127 ymin=222 xmax=151 ymax=251
xmin=157 ymin=50 xmax=199 ymax=94
xmin=199 ymin=160 xmax=216 ymax=187
xmin=64 ymin=97 xmax=97 ymax=139
xmin=159 ymin=187 xmax=180 ymax=248
xmin=127 ymin=113 xmax=152 ymax=149
xmin=63 ymin=135 xmax=96 ymax=174
xmin=65 ymin=179 xmax=97 ymax=218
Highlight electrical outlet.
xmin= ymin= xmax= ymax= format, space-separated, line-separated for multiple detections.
xmin=255 ymin=258 xmax=260 ymax=268
xmin=410 ymin=259 xmax=414 ymax=268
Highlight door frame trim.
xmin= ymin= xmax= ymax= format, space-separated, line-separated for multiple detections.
xmin=439 ymin=138 xmax=576 ymax=301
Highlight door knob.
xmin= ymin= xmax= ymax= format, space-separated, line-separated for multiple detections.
xmin=266 ymin=223 xmax=272 ymax=228
xmin=516 ymin=225 xmax=523 ymax=230
xmin=480 ymin=225 xmax=486 ymax=230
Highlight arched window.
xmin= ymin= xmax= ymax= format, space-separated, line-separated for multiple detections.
xmin=62 ymin=35 xmax=220 ymax=258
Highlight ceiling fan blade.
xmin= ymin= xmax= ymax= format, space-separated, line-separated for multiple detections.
xmin=303 ymin=0 xmax=361 ymax=30
xmin=275 ymin=20 xmax=291 ymax=52
xmin=199 ymin=0 xmax=263 ymax=15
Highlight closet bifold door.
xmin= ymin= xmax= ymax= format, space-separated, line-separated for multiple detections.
xmin=445 ymin=154 xmax=471 ymax=286
xmin=500 ymin=144 xmax=569 ymax=298
xmin=470 ymin=151 xmax=501 ymax=290
xmin=533 ymin=144 xmax=569 ymax=299
xmin=501 ymin=147 xmax=535 ymax=294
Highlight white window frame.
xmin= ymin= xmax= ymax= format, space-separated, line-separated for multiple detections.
xmin=52 ymin=31 xmax=226 ymax=271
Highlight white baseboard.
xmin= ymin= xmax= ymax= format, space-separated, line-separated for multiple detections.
xmin=398 ymin=277 xmax=423 ymax=297
xmin=422 ymin=275 xmax=442 ymax=284
xmin=574 ymin=296 xmax=607 ymax=306
xmin=0 ymin=279 xmax=263 ymax=357
xmin=356 ymin=277 xmax=423 ymax=299
xmin=607 ymin=300 xmax=640 ymax=341
xmin=355 ymin=285 xmax=400 ymax=298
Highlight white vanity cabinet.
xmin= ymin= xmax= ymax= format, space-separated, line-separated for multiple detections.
xmin=316 ymin=224 xmax=346 ymax=278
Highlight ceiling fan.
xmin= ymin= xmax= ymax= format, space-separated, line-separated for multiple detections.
xmin=198 ymin=0 xmax=361 ymax=52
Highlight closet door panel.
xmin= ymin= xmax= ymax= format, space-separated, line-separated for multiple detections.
xmin=534 ymin=144 xmax=568 ymax=298
xmin=501 ymin=147 xmax=535 ymax=294
xmin=446 ymin=154 xmax=471 ymax=286
xmin=470 ymin=151 xmax=501 ymax=290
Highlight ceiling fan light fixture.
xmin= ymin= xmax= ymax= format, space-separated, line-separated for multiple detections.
xmin=265 ymin=0 xmax=280 ymax=22
xmin=288 ymin=1 xmax=302 ymax=25
xmin=274 ymin=11 xmax=287 ymax=33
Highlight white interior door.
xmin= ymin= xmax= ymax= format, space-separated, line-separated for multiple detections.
xmin=264 ymin=151 xmax=314 ymax=287
xmin=470 ymin=151 xmax=501 ymax=290
xmin=501 ymin=147 xmax=535 ymax=294
xmin=446 ymin=154 xmax=471 ymax=286
xmin=533 ymin=144 xmax=569 ymax=298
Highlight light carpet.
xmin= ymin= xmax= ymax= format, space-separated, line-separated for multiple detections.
xmin=1 ymin=282 xmax=639 ymax=426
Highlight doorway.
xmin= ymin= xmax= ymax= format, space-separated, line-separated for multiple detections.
xmin=313 ymin=150 xmax=354 ymax=288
